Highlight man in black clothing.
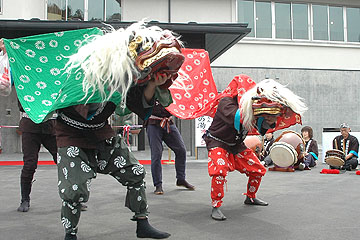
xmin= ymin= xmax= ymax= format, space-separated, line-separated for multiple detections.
xmin=17 ymin=101 xmax=57 ymax=212
xmin=332 ymin=123 xmax=359 ymax=170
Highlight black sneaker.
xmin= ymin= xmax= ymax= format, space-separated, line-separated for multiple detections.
xmin=136 ymin=218 xmax=170 ymax=239
xmin=176 ymin=179 xmax=195 ymax=190
xmin=64 ymin=233 xmax=77 ymax=240
xmin=244 ymin=196 xmax=268 ymax=206
xmin=17 ymin=200 xmax=30 ymax=212
xmin=154 ymin=185 xmax=164 ymax=195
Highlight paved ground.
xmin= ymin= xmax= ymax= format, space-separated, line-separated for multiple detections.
xmin=0 ymin=151 xmax=360 ymax=240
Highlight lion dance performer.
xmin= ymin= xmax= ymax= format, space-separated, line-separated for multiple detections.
xmin=3 ymin=22 xmax=185 ymax=239
xmin=202 ymin=75 xmax=307 ymax=220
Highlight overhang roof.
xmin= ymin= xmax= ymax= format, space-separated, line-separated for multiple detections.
xmin=0 ymin=19 xmax=251 ymax=63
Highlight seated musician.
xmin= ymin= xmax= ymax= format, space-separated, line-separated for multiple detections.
xmin=332 ymin=123 xmax=359 ymax=171
xmin=300 ymin=126 xmax=318 ymax=170
xmin=260 ymin=132 xmax=275 ymax=167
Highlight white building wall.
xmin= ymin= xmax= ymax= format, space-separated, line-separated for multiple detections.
xmin=122 ymin=0 xmax=169 ymax=22
xmin=0 ymin=0 xmax=46 ymax=20
xmin=212 ymin=41 xmax=360 ymax=70
xmin=122 ymin=0 xmax=235 ymax=23
xmin=121 ymin=0 xmax=360 ymax=71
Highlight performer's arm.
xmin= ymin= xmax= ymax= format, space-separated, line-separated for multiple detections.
xmin=143 ymin=73 xmax=170 ymax=103
xmin=346 ymin=137 xmax=359 ymax=160
xmin=309 ymin=140 xmax=319 ymax=160
xmin=126 ymin=73 xmax=170 ymax=120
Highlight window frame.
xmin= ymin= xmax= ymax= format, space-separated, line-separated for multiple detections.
xmin=236 ymin=0 xmax=360 ymax=45
xmin=46 ymin=0 xmax=121 ymax=21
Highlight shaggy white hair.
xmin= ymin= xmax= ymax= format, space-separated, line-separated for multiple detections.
xmin=240 ymin=79 xmax=308 ymax=130
xmin=64 ymin=21 xmax=181 ymax=107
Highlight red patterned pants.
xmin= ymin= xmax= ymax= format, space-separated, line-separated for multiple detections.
xmin=208 ymin=147 xmax=266 ymax=207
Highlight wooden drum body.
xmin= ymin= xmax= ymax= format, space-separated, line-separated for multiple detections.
xmin=325 ymin=149 xmax=345 ymax=167
xmin=270 ymin=130 xmax=305 ymax=168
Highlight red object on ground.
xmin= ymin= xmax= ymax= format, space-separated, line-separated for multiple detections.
xmin=355 ymin=170 xmax=360 ymax=175
xmin=320 ymin=168 xmax=340 ymax=174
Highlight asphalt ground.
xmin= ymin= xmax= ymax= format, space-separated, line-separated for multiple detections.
xmin=0 ymin=152 xmax=359 ymax=240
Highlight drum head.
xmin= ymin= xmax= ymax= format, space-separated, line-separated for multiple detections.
xmin=270 ymin=142 xmax=298 ymax=168
xmin=325 ymin=156 xmax=345 ymax=167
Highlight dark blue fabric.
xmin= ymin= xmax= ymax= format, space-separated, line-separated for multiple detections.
xmin=146 ymin=124 xmax=186 ymax=187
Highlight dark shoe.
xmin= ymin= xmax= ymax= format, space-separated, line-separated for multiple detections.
xmin=17 ymin=200 xmax=30 ymax=212
xmin=244 ymin=196 xmax=268 ymax=206
xmin=64 ymin=233 xmax=77 ymax=240
xmin=176 ymin=179 xmax=195 ymax=190
xmin=341 ymin=166 xmax=351 ymax=171
xmin=211 ymin=207 xmax=226 ymax=221
xmin=154 ymin=185 xmax=164 ymax=195
xmin=80 ymin=203 xmax=88 ymax=211
xmin=136 ymin=218 xmax=171 ymax=239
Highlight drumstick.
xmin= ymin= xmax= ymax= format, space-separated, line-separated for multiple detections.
xmin=335 ymin=139 xmax=338 ymax=150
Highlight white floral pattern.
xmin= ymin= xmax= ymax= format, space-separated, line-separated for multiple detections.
xmin=114 ymin=156 xmax=126 ymax=168
xmin=98 ymin=160 xmax=107 ymax=170
xmin=217 ymin=158 xmax=225 ymax=165
xmin=249 ymin=186 xmax=256 ymax=193
xmin=67 ymin=146 xmax=79 ymax=157
xmin=62 ymin=167 xmax=68 ymax=179
xmin=247 ymin=159 xmax=255 ymax=165
xmin=57 ymin=153 xmax=61 ymax=164
xmin=61 ymin=217 xmax=71 ymax=229
xmin=81 ymin=161 xmax=91 ymax=173
xmin=132 ymin=164 xmax=144 ymax=175
xmin=86 ymin=179 xmax=91 ymax=191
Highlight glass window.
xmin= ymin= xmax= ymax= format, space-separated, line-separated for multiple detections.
xmin=106 ymin=0 xmax=121 ymax=21
xmin=47 ymin=0 xmax=66 ymax=20
xmin=275 ymin=3 xmax=291 ymax=39
xmin=329 ymin=6 xmax=344 ymax=41
xmin=313 ymin=5 xmax=328 ymax=40
xmin=292 ymin=3 xmax=308 ymax=40
xmin=67 ymin=0 xmax=84 ymax=21
xmin=238 ymin=0 xmax=255 ymax=37
xmin=88 ymin=0 xmax=104 ymax=21
xmin=256 ymin=1 xmax=272 ymax=38
xmin=347 ymin=7 xmax=360 ymax=43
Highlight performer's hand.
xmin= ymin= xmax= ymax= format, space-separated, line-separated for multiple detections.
xmin=143 ymin=72 xmax=171 ymax=103
xmin=0 ymin=39 xmax=6 ymax=54
xmin=152 ymin=72 xmax=171 ymax=86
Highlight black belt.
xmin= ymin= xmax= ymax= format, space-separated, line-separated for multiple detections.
xmin=203 ymin=130 xmax=237 ymax=146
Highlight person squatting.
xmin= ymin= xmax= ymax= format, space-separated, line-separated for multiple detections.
xmin=203 ymin=75 xmax=307 ymax=221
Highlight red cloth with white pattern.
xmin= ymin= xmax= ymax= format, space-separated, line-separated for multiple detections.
xmin=208 ymin=147 xmax=266 ymax=208
xmin=166 ymin=48 xmax=219 ymax=119
xmin=167 ymin=53 xmax=302 ymax=134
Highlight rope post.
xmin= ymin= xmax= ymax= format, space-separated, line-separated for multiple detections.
xmin=164 ymin=148 xmax=175 ymax=165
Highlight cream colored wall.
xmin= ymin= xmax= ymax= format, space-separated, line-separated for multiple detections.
xmin=212 ymin=41 xmax=360 ymax=70
xmin=0 ymin=0 xmax=46 ymax=20
xmin=122 ymin=0 xmax=235 ymax=23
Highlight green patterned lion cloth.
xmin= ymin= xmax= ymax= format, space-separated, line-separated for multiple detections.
xmin=4 ymin=28 xmax=122 ymax=123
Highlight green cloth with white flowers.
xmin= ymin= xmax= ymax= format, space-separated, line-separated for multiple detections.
xmin=4 ymin=28 xmax=122 ymax=123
